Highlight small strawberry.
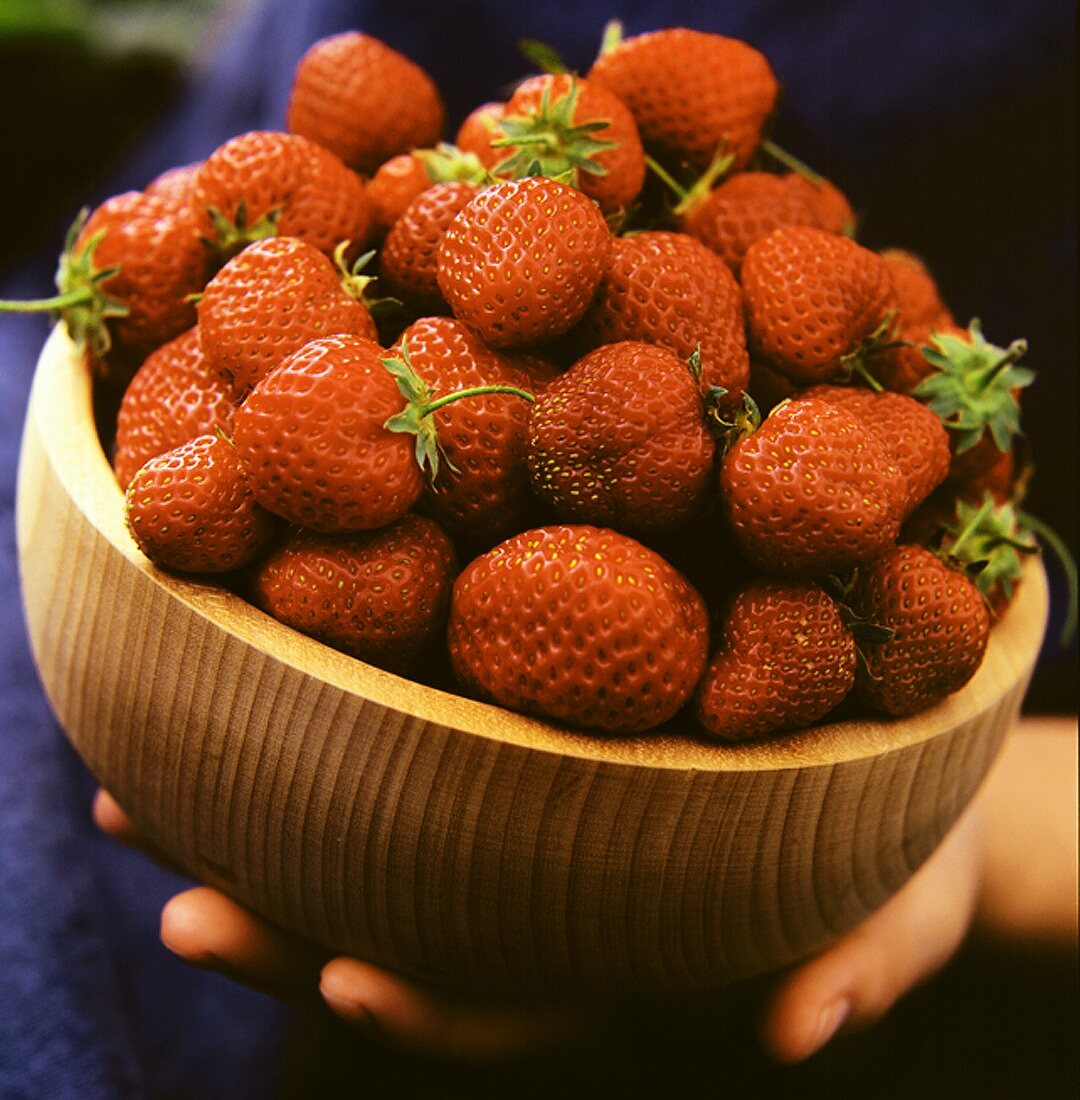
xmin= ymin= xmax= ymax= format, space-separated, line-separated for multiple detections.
xmin=286 ymin=32 xmax=445 ymax=174
xmin=696 ymin=579 xmax=857 ymax=741
xmin=527 ymin=341 xmax=715 ymax=535
xmin=570 ymin=230 xmax=749 ymax=403
xmin=742 ymin=225 xmax=895 ymax=384
xmin=436 ymin=176 xmax=612 ymax=348
xmin=720 ymin=394 xmax=906 ymax=577
xmin=197 ymin=236 xmax=378 ymax=394
xmin=113 ymin=328 xmax=237 ymax=489
xmin=447 ymin=525 xmax=709 ymax=733
xmin=589 ymin=26 xmax=778 ymax=170
xmin=125 ymin=433 xmax=277 ymax=574
xmin=453 ymin=101 xmax=508 ymax=170
xmin=192 ymin=131 xmax=372 ymax=258
xmin=252 ymin=514 xmax=457 ymax=673
xmin=847 ymin=545 xmax=990 ymax=715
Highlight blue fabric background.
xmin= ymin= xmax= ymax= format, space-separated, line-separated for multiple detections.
xmin=1 ymin=1 xmax=1075 ymax=1096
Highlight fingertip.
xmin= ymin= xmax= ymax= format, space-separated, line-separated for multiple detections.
xmin=92 ymin=789 xmax=136 ymax=841
xmin=160 ymin=887 xmax=223 ymax=967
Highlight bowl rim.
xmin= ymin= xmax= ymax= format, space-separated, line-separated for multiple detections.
xmin=27 ymin=324 xmax=1049 ymax=773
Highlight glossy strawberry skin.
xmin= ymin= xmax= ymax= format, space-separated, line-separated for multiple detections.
xmin=252 ymin=514 xmax=457 ymax=673
xmin=570 ymin=230 xmax=749 ymax=402
xmin=848 ymin=545 xmax=990 ymax=715
xmin=527 ymin=341 xmax=714 ymax=535
xmin=589 ymin=28 xmax=778 ymax=169
xmin=454 ymin=101 xmax=507 ymax=170
xmin=380 ymin=181 xmax=480 ymax=313
xmin=144 ymin=162 xmax=201 ymax=203
xmin=366 ymin=152 xmax=433 ymax=237
xmin=233 ymin=334 xmax=424 ymax=532
xmin=286 ymin=32 xmax=444 ymax=174
xmin=447 ymin=525 xmax=709 ymax=733
xmin=742 ymin=226 xmax=894 ymax=384
xmin=696 ymin=580 xmax=856 ymax=741
xmin=125 ymin=434 xmax=276 ymax=574
xmin=395 ymin=316 xmax=539 ymax=547
xmin=720 ymin=396 xmax=906 ymax=577
xmin=113 ymin=328 xmax=237 ymax=489
xmin=197 ymin=236 xmax=377 ymax=394
xmin=436 ymin=177 xmax=612 ymax=348
xmin=192 ymin=131 xmax=372 ymax=257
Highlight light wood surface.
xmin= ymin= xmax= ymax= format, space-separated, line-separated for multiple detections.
xmin=15 ymin=326 xmax=1049 ymax=994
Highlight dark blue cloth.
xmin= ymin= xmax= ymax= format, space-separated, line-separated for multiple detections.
xmin=1 ymin=2 xmax=1075 ymax=1097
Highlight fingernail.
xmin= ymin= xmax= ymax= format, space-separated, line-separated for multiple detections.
xmin=807 ymin=998 xmax=850 ymax=1057
xmin=321 ymin=987 xmax=376 ymax=1031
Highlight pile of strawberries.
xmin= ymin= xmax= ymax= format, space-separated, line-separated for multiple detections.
xmin=10 ymin=24 xmax=1050 ymax=741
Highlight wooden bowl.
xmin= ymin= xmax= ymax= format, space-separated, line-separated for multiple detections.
xmin=16 ymin=326 xmax=1048 ymax=996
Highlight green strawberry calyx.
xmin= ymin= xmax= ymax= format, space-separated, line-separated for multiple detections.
xmin=415 ymin=143 xmax=492 ymax=186
xmin=201 ymin=199 xmax=280 ymax=257
xmin=823 ymin=573 xmax=897 ymax=679
xmin=381 ymin=340 xmax=535 ymax=484
xmin=645 ymin=144 xmax=736 ymax=218
xmin=913 ymin=320 xmax=1033 ymax=454
xmin=706 ymin=390 xmax=761 ymax=454
xmin=332 ymin=242 xmax=401 ymax=321
xmin=0 ymin=208 xmax=129 ymax=358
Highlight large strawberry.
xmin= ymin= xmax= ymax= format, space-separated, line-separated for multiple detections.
xmin=191 ymin=131 xmax=372 ymax=258
xmin=447 ymin=525 xmax=709 ymax=733
xmin=527 ymin=341 xmax=715 ymax=535
xmin=125 ymin=434 xmax=276 ymax=574
xmin=589 ymin=26 xmax=778 ymax=170
xmin=436 ymin=176 xmax=612 ymax=348
xmin=720 ymin=394 xmax=906 ymax=576
xmin=570 ymin=231 xmax=749 ymax=403
xmin=113 ymin=328 xmax=237 ymax=489
xmin=197 ymin=236 xmax=378 ymax=394
xmin=847 ymin=545 xmax=990 ymax=715
xmin=742 ymin=226 xmax=895 ymax=385
xmin=696 ymin=579 xmax=857 ymax=741
xmin=252 ymin=514 xmax=457 ymax=673
xmin=287 ymin=32 xmax=445 ymax=174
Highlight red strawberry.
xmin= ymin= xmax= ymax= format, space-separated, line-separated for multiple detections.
xmin=801 ymin=177 xmax=856 ymax=236
xmin=742 ymin=225 xmax=895 ymax=384
xmin=447 ymin=525 xmax=709 ymax=733
xmin=570 ymin=230 xmax=749 ymax=404
xmin=847 ymin=545 xmax=990 ymax=715
xmin=379 ymin=181 xmax=481 ymax=313
xmin=495 ymin=74 xmax=645 ymax=214
xmin=192 ymin=131 xmax=372 ymax=257
xmin=286 ymin=32 xmax=445 ymax=174
xmin=144 ymin=162 xmax=201 ymax=203
xmin=125 ymin=434 xmax=276 ymax=574
xmin=252 ymin=514 xmax=457 ymax=673
xmin=527 ymin=341 xmax=714 ymax=535
xmin=113 ymin=328 xmax=237 ymax=489
xmin=800 ymin=385 xmax=951 ymax=518
xmin=589 ymin=27 xmax=778 ymax=170
xmin=436 ymin=176 xmax=612 ymax=348
xmin=696 ymin=579 xmax=856 ymax=741
xmin=197 ymin=236 xmax=377 ymax=394
xmin=233 ymin=334 xmax=424 ymax=532
xmin=453 ymin=101 xmax=507 ymax=170
xmin=720 ymin=395 xmax=906 ymax=576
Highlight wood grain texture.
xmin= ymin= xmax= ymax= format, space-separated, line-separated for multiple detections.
xmin=16 ymin=327 xmax=1048 ymax=994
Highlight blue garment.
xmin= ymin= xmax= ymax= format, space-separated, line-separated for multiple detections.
xmin=0 ymin=2 xmax=1074 ymax=1096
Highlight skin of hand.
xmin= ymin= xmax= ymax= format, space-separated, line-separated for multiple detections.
xmin=91 ymin=716 xmax=1078 ymax=1064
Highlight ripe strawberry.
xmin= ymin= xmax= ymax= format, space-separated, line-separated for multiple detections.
xmin=113 ymin=328 xmax=237 ymax=489
xmin=379 ymin=181 xmax=481 ymax=313
xmin=447 ymin=525 xmax=709 ymax=733
xmin=252 ymin=514 xmax=457 ymax=672
xmin=801 ymin=385 xmax=951 ymax=518
xmin=589 ymin=27 xmax=778 ymax=170
xmin=527 ymin=341 xmax=714 ymax=535
xmin=144 ymin=162 xmax=201 ymax=203
xmin=570 ymin=230 xmax=749 ymax=403
xmin=494 ymin=74 xmax=645 ymax=214
xmin=720 ymin=395 xmax=906 ymax=576
xmin=436 ymin=176 xmax=612 ymax=348
xmin=197 ymin=236 xmax=377 ymax=394
xmin=801 ymin=177 xmax=856 ymax=236
xmin=191 ymin=131 xmax=372 ymax=258
xmin=392 ymin=317 xmax=539 ymax=547
xmin=742 ymin=225 xmax=895 ymax=384
xmin=233 ymin=334 xmax=425 ymax=532
xmin=696 ymin=579 xmax=856 ymax=741
xmin=125 ymin=434 xmax=276 ymax=574
xmin=847 ymin=545 xmax=990 ymax=715
xmin=286 ymin=32 xmax=445 ymax=174
xmin=453 ymin=101 xmax=507 ymax=170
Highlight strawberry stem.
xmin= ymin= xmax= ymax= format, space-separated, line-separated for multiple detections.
xmin=973 ymin=338 xmax=1028 ymax=393
xmin=1015 ymin=509 xmax=1078 ymax=646
xmin=0 ymin=287 xmax=96 ymax=313
xmin=420 ymin=384 xmax=535 ymax=416
xmin=598 ymin=19 xmax=624 ymax=57
xmin=760 ymin=139 xmax=825 ymax=185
